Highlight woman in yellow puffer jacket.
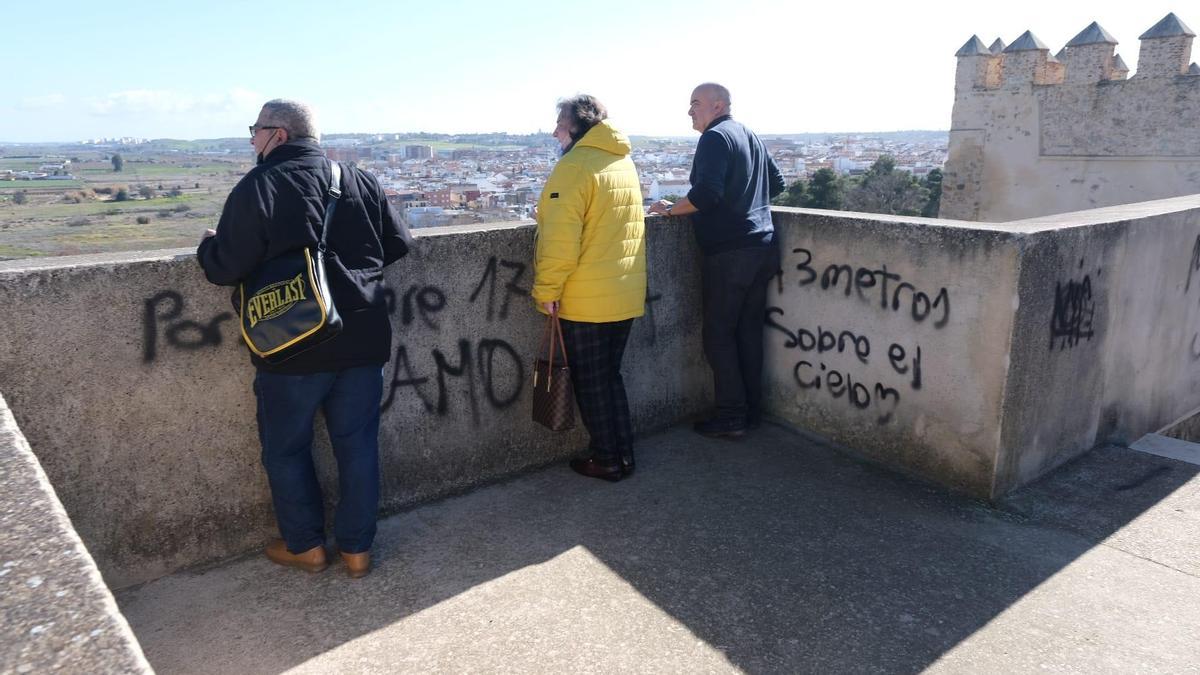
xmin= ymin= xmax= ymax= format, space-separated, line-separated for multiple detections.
xmin=533 ymin=95 xmax=646 ymax=482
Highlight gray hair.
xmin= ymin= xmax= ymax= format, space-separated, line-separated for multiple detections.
xmin=556 ymin=94 xmax=608 ymax=145
xmin=259 ymin=99 xmax=320 ymax=140
xmin=695 ymin=82 xmax=732 ymax=109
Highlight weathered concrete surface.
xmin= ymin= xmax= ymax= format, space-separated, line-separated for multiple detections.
xmin=0 ymin=392 xmax=151 ymax=675
xmin=762 ymin=198 xmax=1200 ymax=499
xmin=996 ymin=196 xmax=1200 ymax=493
xmin=766 ymin=209 xmax=1021 ymax=497
xmin=1160 ymin=406 xmax=1200 ymax=443
xmin=5 ymin=198 xmax=1200 ymax=595
xmin=1130 ymin=433 xmax=1200 ymax=466
xmin=0 ymin=221 xmax=709 ymax=589
xmin=117 ymin=423 xmax=1200 ymax=674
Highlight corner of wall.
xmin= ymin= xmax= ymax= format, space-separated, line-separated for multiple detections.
xmin=989 ymin=231 xmax=1035 ymax=499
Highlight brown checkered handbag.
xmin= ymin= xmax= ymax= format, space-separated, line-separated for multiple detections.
xmin=532 ymin=313 xmax=575 ymax=431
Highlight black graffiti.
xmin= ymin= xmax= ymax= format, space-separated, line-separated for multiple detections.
xmin=142 ymin=291 xmax=233 ymax=362
xmin=765 ymin=308 xmax=870 ymax=364
xmin=381 ymin=345 xmax=433 ymax=412
xmin=767 ymin=306 xmax=921 ymax=423
xmin=401 ymin=285 xmax=447 ymax=329
xmin=1184 ymin=237 xmax=1200 ymax=361
xmin=432 ymin=340 xmax=479 ymax=424
xmin=642 ymin=290 xmax=664 ymax=346
xmin=382 ymin=287 xmax=397 ymax=315
xmin=470 ymin=256 xmax=529 ymax=321
xmin=887 ymin=343 xmax=922 ymax=390
xmin=793 ymin=247 xmax=950 ymax=328
xmin=381 ymin=338 xmax=524 ymax=424
xmin=1186 ymin=236 xmax=1200 ymax=294
xmin=1050 ymin=275 xmax=1095 ymax=350
xmin=793 ymin=360 xmax=902 ymax=425
xmin=478 ymin=340 xmax=523 ymax=408
xmin=767 ymin=307 xmax=922 ymax=384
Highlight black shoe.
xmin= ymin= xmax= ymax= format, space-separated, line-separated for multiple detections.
xmin=570 ymin=457 xmax=623 ymax=482
xmin=693 ymin=417 xmax=747 ymax=439
xmin=619 ymin=454 xmax=636 ymax=477
xmin=746 ymin=406 xmax=764 ymax=430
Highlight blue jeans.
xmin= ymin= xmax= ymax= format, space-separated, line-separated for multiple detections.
xmin=253 ymin=365 xmax=383 ymax=554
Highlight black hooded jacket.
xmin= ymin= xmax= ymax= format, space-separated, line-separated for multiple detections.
xmin=197 ymin=139 xmax=411 ymax=374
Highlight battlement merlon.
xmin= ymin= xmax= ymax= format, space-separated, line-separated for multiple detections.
xmin=1136 ymin=12 xmax=1195 ymax=78
xmin=1064 ymin=22 xmax=1118 ymax=84
xmin=1001 ymin=31 xmax=1061 ymax=87
xmin=954 ymin=35 xmax=1002 ymax=91
xmin=955 ymin=14 xmax=1196 ymax=90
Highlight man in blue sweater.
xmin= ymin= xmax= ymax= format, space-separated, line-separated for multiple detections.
xmin=649 ymin=83 xmax=786 ymax=437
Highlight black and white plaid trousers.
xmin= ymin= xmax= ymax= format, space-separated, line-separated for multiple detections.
xmin=559 ymin=318 xmax=635 ymax=463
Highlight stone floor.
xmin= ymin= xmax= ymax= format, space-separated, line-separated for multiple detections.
xmin=117 ymin=423 xmax=1200 ymax=674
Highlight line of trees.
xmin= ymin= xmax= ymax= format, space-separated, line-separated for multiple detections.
xmin=773 ymin=156 xmax=942 ymax=218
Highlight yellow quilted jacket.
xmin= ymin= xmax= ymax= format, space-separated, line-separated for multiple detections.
xmin=533 ymin=120 xmax=647 ymax=323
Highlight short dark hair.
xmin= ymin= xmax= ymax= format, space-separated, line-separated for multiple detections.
xmin=556 ymin=95 xmax=608 ymax=147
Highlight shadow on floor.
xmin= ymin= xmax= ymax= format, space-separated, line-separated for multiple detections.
xmin=117 ymin=423 xmax=1200 ymax=673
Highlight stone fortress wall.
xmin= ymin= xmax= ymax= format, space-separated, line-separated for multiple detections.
xmin=942 ymin=13 xmax=1200 ymax=221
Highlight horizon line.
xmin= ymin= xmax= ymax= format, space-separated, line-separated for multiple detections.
xmin=0 ymin=129 xmax=951 ymax=146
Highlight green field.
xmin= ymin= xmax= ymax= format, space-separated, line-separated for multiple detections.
xmin=76 ymin=163 xmax=239 ymax=178
xmin=0 ymin=150 xmax=239 ymax=259
xmin=0 ymin=180 xmax=83 ymax=190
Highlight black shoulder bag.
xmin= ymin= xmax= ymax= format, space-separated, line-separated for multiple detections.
xmin=238 ymin=160 xmax=344 ymax=364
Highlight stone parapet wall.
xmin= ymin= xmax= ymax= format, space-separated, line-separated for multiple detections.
xmin=0 ymin=391 xmax=151 ymax=673
xmin=995 ymin=197 xmax=1200 ymax=492
xmin=765 ymin=198 xmax=1200 ymax=495
xmin=4 ymin=199 xmax=1200 ymax=597
xmin=764 ymin=210 xmax=1020 ymax=496
xmin=0 ymin=221 xmax=710 ymax=589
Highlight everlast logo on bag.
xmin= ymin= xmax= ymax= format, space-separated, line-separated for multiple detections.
xmin=246 ymin=273 xmax=308 ymax=327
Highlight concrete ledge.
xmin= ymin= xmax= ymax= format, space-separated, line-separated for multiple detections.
xmin=0 ymin=391 xmax=151 ymax=673
xmin=1129 ymin=433 xmax=1200 ymax=466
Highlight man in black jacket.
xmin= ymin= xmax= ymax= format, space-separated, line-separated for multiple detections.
xmin=198 ymin=99 xmax=411 ymax=578
xmin=649 ymin=83 xmax=785 ymax=438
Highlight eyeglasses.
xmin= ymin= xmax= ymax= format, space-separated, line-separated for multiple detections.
xmin=249 ymin=124 xmax=281 ymax=137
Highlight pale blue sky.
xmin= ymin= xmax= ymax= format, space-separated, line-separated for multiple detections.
xmin=5 ymin=1 xmax=1192 ymax=141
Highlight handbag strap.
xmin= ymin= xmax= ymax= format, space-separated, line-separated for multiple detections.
xmin=317 ymin=160 xmax=343 ymax=253
xmin=537 ymin=311 xmax=570 ymax=369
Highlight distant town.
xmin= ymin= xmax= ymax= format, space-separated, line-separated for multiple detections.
xmin=0 ymin=130 xmax=946 ymax=259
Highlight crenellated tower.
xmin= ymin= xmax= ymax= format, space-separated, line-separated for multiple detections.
xmin=942 ymin=13 xmax=1200 ymax=221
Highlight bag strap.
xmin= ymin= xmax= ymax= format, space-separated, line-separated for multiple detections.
xmin=535 ymin=310 xmax=570 ymax=387
xmin=552 ymin=313 xmax=568 ymax=368
xmin=317 ymin=160 xmax=343 ymax=253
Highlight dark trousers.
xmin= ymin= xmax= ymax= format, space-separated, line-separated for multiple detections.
xmin=701 ymin=244 xmax=780 ymax=422
xmin=253 ymin=365 xmax=383 ymax=555
xmin=560 ymin=319 xmax=634 ymax=464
